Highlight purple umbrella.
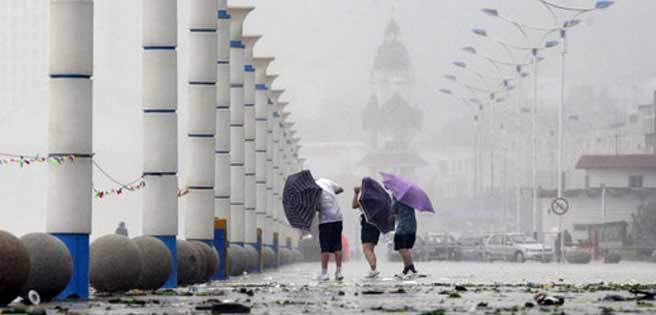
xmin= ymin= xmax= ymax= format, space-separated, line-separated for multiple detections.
xmin=380 ymin=172 xmax=435 ymax=213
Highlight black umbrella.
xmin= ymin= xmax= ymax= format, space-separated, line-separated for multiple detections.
xmin=359 ymin=177 xmax=394 ymax=233
xmin=282 ymin=170 xmax=323 ymax=230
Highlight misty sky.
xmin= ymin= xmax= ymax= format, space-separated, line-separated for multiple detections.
xmin=0 ymin=0 xmax=654 ymax=238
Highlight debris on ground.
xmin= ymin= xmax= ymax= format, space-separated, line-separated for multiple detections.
xmin=389 ymin=288 xmax=406 ymax=294
xmin=195 ymin=303 xmax=251 ymax=313
xmin=534 ymin=292 xmax=565 ymax=306
xmin=418 ymin=308 xmax=446 ymax=315
xmin=370 ymin=305 xmax=415 ymax=313
xmin=361 ymin=290 xmax=385 ymax=295
xmin=238 ymin=288 xmax=255 ymax=297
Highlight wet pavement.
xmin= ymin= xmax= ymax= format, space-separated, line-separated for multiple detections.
xmin=4 ymin=261 xmax=656 ymax=314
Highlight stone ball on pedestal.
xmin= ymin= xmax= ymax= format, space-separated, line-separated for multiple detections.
xmin=0 ymin=231 xmax=31 ymax=306
xmin=132 ymin=236 xmax=172 ymax=290
xmin=263 ymin=247 xmax=275 ymax=269
xmin=176 ymin=240 xmax=203 ymax=286
xmin=19 ymin=233 xmax=72 ymax=301
xmin=90 ymin=234 xmax=143 ymax=293
xmin=279 ymin=248 xmax=291 ymax=265
xmin=227 ymin=245 xmax=246 ymax=276
xmin=242 ymin=245 xmax=258 ymax=272
xmin=191 ymin=241 xmax=218 ymax=283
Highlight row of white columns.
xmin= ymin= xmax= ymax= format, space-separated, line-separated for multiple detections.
xmin=46 ymin=0 xmax=305 ymax=296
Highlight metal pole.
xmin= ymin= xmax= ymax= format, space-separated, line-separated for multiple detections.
xmin=601 ymin=184 xmax=606 ymax=259
xmin=474 ymin=116 xmax=479 ymax=199
xmin=515 ymin=66 xmax=523 ymax=233
xmin=490 ymin=94 xmax=495 ymax=194
xmin=531 ymin=49 xmax=539 ymax=238
xmin=557 ymin=30 xmax=566 ymax=198
xmin=557 ymin=30 xmax=567 ymax=263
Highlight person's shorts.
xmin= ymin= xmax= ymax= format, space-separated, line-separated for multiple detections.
xmin=394 ymin=233 xmax=416 ymax=251
xmin=319 ymin=221 xmax=343 ymax=253
xmin=360 ymin=215 xmax=380 ymax=245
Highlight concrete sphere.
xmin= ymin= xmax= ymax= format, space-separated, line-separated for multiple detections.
xmin=0 ymin=231 xmax=30 ymax=306
xmin=19 ymin=233 xmax=72 ymax=301
xmin=191 ymin=241 xmax=218 ymax=283
xmin=227 ymin=246 xmax=246 ymax=276
xmin=90 ymin=234 xmax=143 ymax=293
xmin=279 ymin=248 xmax=291 ymax=265
xmin=176 ymin=240 xmax=203 ymax=286
xmin=132 ymin=236 xmax=172 ymax=290
xmin=565 ymin=250 xmax=592 ymax=264
xmin=263 ymin=247 xmax=275 ymax=269
xmin=242 ymin=245 xmax=258 ymax=272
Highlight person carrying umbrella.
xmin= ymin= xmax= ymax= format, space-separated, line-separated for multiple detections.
xmin=352 ymin=186 xmax=381 ymax=279
xmin=391 ymin=199 xmax=418 ymax=279
xmin=380 ymin=172 xmax=435 ymax=280
xmin=315 ymin=178 xmax=345 ymax=281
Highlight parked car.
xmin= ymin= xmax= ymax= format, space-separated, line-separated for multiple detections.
xmin=418 ymin=233 xmax=461 ymax=261
xmin=457 ymin=235 xmax=486 ymax=261
xmin=483 ymin=233 xmax=552 ymax=263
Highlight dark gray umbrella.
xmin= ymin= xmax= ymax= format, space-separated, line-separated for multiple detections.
xmin=359 ymin=177 xmax=394 ymax=233
xmin=282 ymin=170 xmax=322 ymax=230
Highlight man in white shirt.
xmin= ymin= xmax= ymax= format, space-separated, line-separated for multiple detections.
xmin=315 ymin=178 xmax=344 ymax=281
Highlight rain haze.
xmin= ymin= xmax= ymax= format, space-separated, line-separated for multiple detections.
xmin=1 ymin=0 xmax=656 ymax=313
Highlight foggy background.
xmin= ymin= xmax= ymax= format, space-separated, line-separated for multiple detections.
xmin=0 ymin=0 xmax=654 ymax=242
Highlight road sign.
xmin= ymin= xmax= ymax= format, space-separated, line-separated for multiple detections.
xmin=551 ymin=197 xmax=569 ymax=216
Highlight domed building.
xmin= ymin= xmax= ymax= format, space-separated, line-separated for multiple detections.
xmin=361 ymin=19 xmax=425 ymax=178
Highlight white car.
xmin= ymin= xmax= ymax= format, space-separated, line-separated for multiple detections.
xmin=483 ymin=233 xmax=552 ymax=263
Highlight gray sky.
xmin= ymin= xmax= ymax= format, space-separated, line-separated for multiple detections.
xmin=1 ymin=0 xmax=654 ymax=238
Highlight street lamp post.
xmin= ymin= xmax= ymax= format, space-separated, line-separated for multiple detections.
xmin=462 ymin=46 xmax=533 ymax=232
xmin=472 ymin=25 xmax=560 ymax=239
xmin=480 ymin=0 xmax=614 ymax=242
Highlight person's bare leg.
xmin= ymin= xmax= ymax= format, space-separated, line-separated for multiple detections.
xmin=321 ymin=253 xmax=329 ymax=270
xmin=363 ymin=243 xmax=377 ymax=270
xmin=399 ymin=249 xmax=413 ymax=267
xmin=335 ymin=251 xmax=342 ymax=269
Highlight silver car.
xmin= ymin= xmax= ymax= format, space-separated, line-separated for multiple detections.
xmin=483 ymin=233 xmax=552 ymax=263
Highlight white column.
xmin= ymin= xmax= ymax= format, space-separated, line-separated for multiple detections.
xmin=184 ymin=0 xmax=217 ymax=241
xmin=253 ymin=57 xmax=274 ymax=243
xmin=47 ymin=0 xmax=94 ymax=298
xmin=227 ymin=6 xmax=253 ymax=246
xmin=268 ymin=93 xmax=285 ymax=243
xmin=242 ymin=35 xmax=260 ymax=246
xmin=215 ymin=1 xmax=231 ymax=224
xmin=262 ymin=81 xmax=280 ymax=245
xmin=47 ymin=0 xmax=94 ymax=235
xmin=273 ymin=108 xmax=291 ymax=238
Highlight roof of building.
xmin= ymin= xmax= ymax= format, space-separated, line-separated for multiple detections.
xmin=575 ymin=154 xmax=656 ymax=169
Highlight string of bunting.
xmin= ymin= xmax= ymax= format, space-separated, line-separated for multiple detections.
xmin=1 ymin=152 xmax=195 ymax=200
xmin=93 ymin=177 xmax=146 ymax=199
xmin=0 ymin=153 xmax=76 ymax=167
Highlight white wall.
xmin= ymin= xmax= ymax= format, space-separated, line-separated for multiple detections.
xmin=587 ymin=169 xmax=656 ymax=188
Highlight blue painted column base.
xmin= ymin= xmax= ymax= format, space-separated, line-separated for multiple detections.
xmin=153 ymin=235 xmax=177 ymax=288
xmin=255 ymin=231 xmax=262 ymax=273
xmin=51 ymin=233 xmax=89 ymax=300
xmin=213 ymin=227 xmax=228 ymax=280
